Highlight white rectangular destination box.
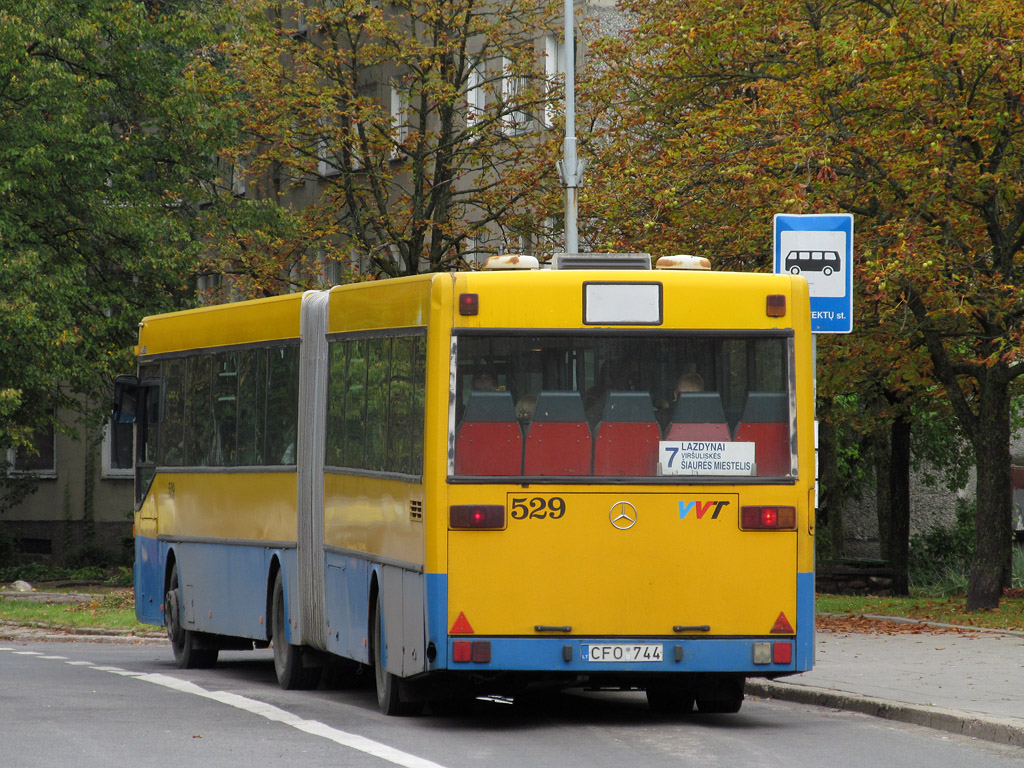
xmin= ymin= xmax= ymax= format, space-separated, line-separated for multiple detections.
xmin=658 ymin=441 xmax=756 ymax=476
xmin=581 ymin=644 xmax=664 ymax=663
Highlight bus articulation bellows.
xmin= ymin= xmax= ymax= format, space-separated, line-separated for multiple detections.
xmin=116 ymin=256 xmax=815 ymax=715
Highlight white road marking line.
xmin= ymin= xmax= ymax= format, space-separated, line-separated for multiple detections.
xmin=6 ymin=648 xmax=444 ymax=768
xmin=135 ymin=673 xmax=448 ymax=768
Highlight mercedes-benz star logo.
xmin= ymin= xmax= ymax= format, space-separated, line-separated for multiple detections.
xmin=609 ymin=501 xmax=638 ymax=530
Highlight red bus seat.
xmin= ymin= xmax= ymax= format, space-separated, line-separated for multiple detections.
xmin=523 ymin=391 xmax=592 ymax=476
xmin=733 ymin=391 xmax=791 ymax=476
xmin=664 ymin=392 xmax=731 ymax=442
xmin=455 ymin=391 xmax=522 ymax=475
xmin=593 ymin=392 xmax=661 ymax=476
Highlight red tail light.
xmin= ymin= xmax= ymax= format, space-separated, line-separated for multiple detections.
xmin=740 ymin=506 xmax=796 ymax=530
xmin=459 ymin=293 xmax=479 ymax=315
xmin=449 ymin=504 xmax=505 ymax=530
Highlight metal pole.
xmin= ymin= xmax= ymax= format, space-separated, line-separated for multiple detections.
xmin=559 ymin=0 xmax=583 ymax=255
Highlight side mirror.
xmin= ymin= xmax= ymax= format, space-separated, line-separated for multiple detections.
xmin=113 ymin=375 xmax=140 ymax=424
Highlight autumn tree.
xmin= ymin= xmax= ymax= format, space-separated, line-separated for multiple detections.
xmin=585 ymin=0 xmax=1024 ymax=609
xmin=193 ymin=0 xmax=564 ymax=293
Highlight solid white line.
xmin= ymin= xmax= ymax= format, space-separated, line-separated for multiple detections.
xmin=135 ymin=674 xmax=449 ymax=768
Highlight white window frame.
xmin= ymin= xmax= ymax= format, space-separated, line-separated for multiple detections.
xmin=390 ymin=83 xmax=410 ymax=159
xmin=466 ymin=60 xmax=486 ymax=130
xmin=542 ymin=34 xmax=563 ymax=128
xmin=501 ymin=56 xmax=529 ymax=136
xmin=8 ymin=424 xmax=57 ymax=478
xmin=101 ymin=419 xmax=134 ymax=479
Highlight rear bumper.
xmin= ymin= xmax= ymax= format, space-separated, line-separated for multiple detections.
xmin=440 ymin=634 xmax=808 ymax=676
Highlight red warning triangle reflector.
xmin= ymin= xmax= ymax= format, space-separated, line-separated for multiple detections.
xmin=770 ymin=612 xmax=794 ymax=634
xmin=450 ymin=611 xmax=474 ymax=634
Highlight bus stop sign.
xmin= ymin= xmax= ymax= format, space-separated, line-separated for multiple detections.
xmin=773 ymin=213 xmax=853 ymax=334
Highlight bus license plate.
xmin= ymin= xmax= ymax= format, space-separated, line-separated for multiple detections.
xmin=582 ymin=644 xmax=664 ymax=663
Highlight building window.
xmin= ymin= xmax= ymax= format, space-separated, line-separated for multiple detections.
xmin=543 ymin=34 xmax=563 ymax=128
xmin=9 ymin=423 xmax=56 ymax=477
xmin=102 ymin=419 xmax=134 ymax=478
xmin=390 ymin=83 xmax=410 ymax=159
xmin=466 ymin=60 xmax=486 ymax=130
xmin=501 ymin=56 xmax=529 ymax=135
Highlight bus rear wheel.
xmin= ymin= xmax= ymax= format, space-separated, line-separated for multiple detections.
xmin=372 ymin=593 xmax=422 ymax=716
xmin=271 ymin=571 xmax=321 ymax=690
xmin=165 ymin=563 xmax=218 ymax=669
xmin=694 ymin=677 xmax=745 ymax=714
xmin=646 ymin=685 xmax=695 ymax=714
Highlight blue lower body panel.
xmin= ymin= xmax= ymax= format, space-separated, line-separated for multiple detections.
xmin=133 ymin=535 xmax=292 ymax=642
xmin=425 ymin=571 xmax=814 ymax=678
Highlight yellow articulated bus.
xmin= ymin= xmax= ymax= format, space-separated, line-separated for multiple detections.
xmin=116 ymin=254 xmax=815 ymax=715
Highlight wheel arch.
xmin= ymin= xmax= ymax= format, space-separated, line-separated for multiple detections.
xmin=266 ymin=555 xmax=283 ymax=643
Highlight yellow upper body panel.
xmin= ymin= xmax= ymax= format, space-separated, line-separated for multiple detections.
xmin=136 ymin=292 xmax=305 ymax=357
xmin=451 ymin=268 xmax=810 ymax=333
xmin=327 ymin=275 xmax=438 ymax=334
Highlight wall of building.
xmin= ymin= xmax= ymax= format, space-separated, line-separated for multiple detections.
xmin=3 ymin=419 xmax=134 ymax=566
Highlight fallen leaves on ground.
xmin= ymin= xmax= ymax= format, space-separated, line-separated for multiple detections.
xmin=817 ymin=614 xmax=983 ymax=636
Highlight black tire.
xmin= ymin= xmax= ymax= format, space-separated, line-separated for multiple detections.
xmin=646 ymin=685 xmax=695 ymax=714
xmin=372 ymin=592 xmax=422 ymax=716
xmin=165 ymin=563 xmax=218 ymax=669
xmin=271 ymin=570 xmax=321 ymax=690
xmin=694 ymin=677 xmax=744 ymax=714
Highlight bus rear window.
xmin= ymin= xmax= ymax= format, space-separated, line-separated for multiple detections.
xmin=452 ymin=333 xmax=795 ymax=480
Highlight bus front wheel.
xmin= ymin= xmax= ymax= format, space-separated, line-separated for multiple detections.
xmin=165 ymin=563 xmax=218 ymax=669
xmin=372 ymin=593 xmax=422 ymax=716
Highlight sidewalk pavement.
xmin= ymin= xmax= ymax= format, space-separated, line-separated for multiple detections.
xmin=747 ymin=618 xmax=1024 ymax=748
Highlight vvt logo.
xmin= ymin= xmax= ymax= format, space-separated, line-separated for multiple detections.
xmin=679 ymin=500 xmax=730 ymax=520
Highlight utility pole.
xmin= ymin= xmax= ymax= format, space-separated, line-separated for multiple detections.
xmin=557 ymin=0 xmax=585 ymax=255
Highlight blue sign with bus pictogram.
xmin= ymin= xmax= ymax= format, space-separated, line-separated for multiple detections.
xmin=773 ymin=213 xmax=854 ymax=334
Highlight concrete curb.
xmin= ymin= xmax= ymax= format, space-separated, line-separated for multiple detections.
xmin=0 ymin=620 xmax=167 ymax=645
xmin=746 ymin=679 xmax=1024 ymax=749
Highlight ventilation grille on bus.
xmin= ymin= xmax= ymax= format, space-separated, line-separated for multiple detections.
xmin=410 ymin=500 xmax=424 ymax=522
xmin=550 ymin=253 xmax=652 ymax=270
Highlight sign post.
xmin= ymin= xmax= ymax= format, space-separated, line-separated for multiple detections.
xmin=774 ymin=213 xmax=854 ymax=512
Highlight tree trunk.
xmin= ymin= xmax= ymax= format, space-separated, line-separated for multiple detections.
xmin=966 ymin=372 xmax=1013 ymax=611
xmin=887 ymin=415 xmax=911 ymax=596
xmin=874 ymin=431 xmax=891 ymax=561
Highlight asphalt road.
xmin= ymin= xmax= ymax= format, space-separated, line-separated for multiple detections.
xmin=2 ymin=640 xmax=1022 ymax=768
